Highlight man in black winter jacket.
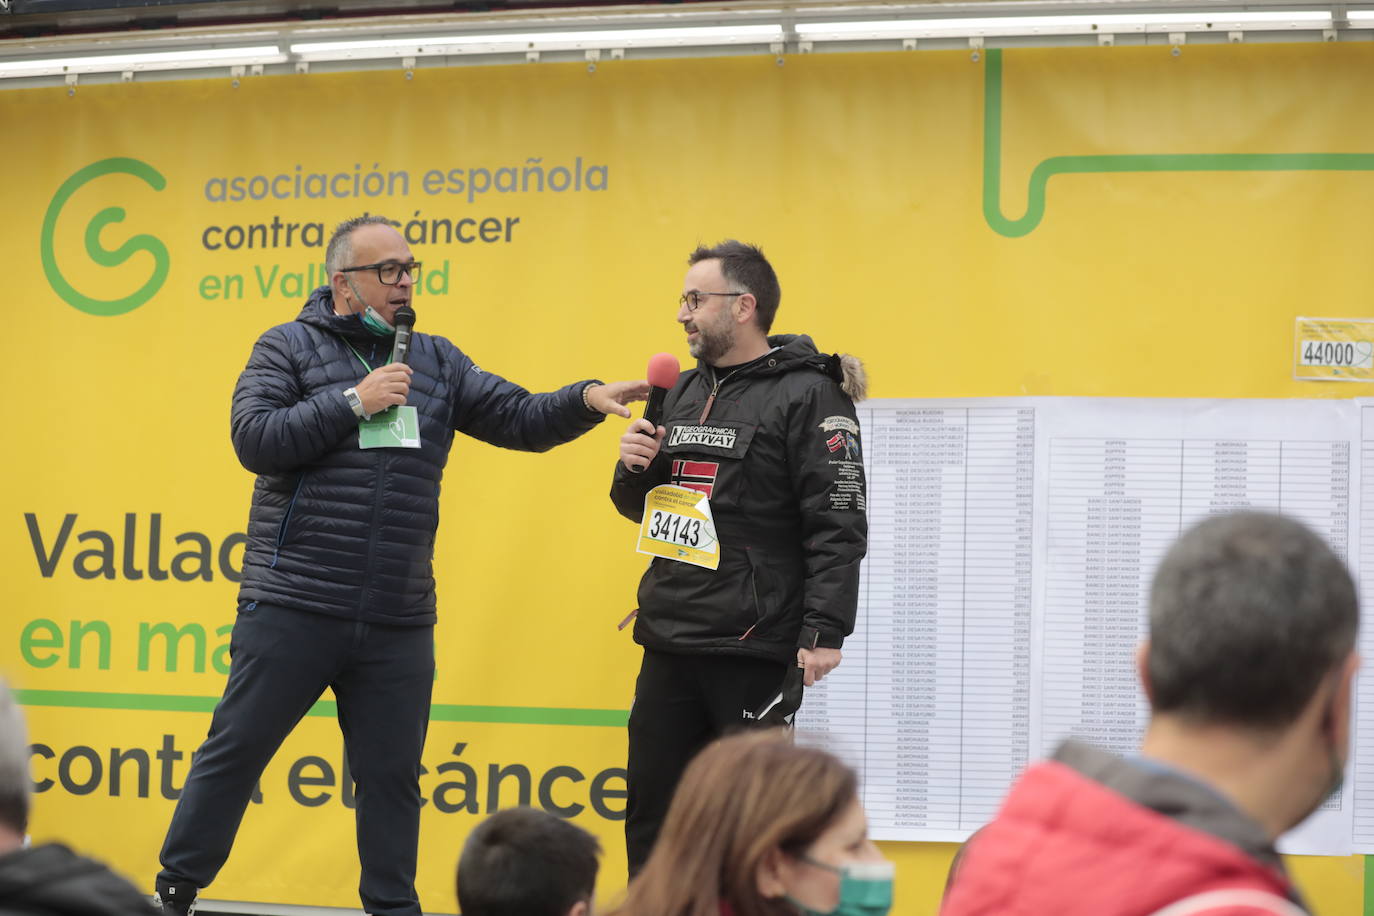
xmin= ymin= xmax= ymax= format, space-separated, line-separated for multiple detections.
xmin=611 ymin=240 xmax=867 ymax=872
xmin=153 ymin=215 xmax=647 ymax=916
xmin=0 ymin=682 xmax=158 ymax=916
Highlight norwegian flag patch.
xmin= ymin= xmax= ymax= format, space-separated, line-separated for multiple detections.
xmin=672 ymin=459 xmax=720 ymax=497
xmin=824 ymin=431 xmax=860 ymax=461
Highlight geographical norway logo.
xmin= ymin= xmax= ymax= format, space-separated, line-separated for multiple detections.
xmin=41 ymin=158 xmax=170 ymax=316
xmin=818 ymin=416 xmax=858 ymax=435
xmin=668 ymin=425 xmax=738 ymax=450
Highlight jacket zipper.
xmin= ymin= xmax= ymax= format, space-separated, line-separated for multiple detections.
xmin=698 ymin=372 xmax=722 ymax=424
xmin=740 ymin=554 xmax=761 ymax=640
xmin=359 ymin=453 xmax=389 ymax=615
xmin=270 ymin=472 xmax=307 ymax=569
xmin=697 ymin=366 xmax=744 ymax=424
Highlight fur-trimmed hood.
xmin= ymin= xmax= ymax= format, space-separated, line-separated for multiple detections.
xmin=837 ymin=353 xmax=867 ymax=402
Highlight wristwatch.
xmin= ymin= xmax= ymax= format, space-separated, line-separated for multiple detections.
xmin=343 ymin=387 xmax=369 ymax=420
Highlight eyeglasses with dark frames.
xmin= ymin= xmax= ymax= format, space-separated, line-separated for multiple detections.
xmin=340 ymin=260 xmax=422 ymax=286
xmin=679 ymin=290 xmax=744 ymax=311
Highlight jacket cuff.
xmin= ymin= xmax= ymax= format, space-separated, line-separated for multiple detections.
xmin=798 ymin=625 xmax=845 ymax=651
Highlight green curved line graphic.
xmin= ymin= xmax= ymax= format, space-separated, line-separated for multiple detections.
xmin=41 ymin=157 xmax=170 ymax=316
xmin=982 ymin=48 xmax=1374 ymax=238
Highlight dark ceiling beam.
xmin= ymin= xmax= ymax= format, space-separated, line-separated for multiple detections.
xmin=1 ymin=0 xmax=700 ymax=39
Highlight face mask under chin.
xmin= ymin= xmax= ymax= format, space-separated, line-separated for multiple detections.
xmin=345 ymin=277 xmax=395 ymax=336
xmin=360 ymin=305 xmax=395 ymax=336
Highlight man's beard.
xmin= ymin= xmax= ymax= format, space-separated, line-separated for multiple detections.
xmin=689 ymin=319 xmax=735 ymax=364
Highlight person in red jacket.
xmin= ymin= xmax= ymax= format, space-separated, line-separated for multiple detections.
xmin=942 ymin=511 xmax=1358 ymax=916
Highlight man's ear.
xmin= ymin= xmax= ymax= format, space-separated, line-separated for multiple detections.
xmin=1136 ymin=641 xmax=1155 ymax=704
xmin=566 ymin=899 xmax=590 ymax=916
xmin=331 ymin=272 xmax=353 ymax=311
xmin=756 ymin=847 xmax=789 ymax=899
xmin=733 ymin=293 xmax=758 ymax=327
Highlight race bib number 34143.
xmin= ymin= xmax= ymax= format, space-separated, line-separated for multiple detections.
xmin=637 ymin=485 xmax=721 ymax=570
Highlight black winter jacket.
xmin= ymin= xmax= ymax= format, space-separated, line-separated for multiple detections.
xmin=610 ymin=335 xmax=867 ymax=663
xmin=232 ymin=286 xmax=603 ymax=624
xmin=0 ymin=844 xmax=159 ymax=916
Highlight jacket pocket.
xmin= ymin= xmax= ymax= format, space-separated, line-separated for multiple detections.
xmin=741 ymin=548 xmax=779 ymax=639
xmin=741 ymin=547 xmax=805 ymax=642
xmin=271 ymin=471 xmax=307 ymax=568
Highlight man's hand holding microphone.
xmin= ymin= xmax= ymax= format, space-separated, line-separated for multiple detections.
xmin=355 ymin=364 xmax=414 ymax=417
xmin=349 ymin=305 xmax=415 ymax=418
xmin=620 ymin=353 xmax=681 ymax=472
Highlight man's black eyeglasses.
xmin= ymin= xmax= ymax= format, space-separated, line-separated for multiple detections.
xmin=680 ymin=290 xmax=743 ymax=311
xmin=341 ymin=261 xmax=422 ymax=286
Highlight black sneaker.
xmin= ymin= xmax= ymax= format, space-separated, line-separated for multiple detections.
xmin=153 ymin=880 xmax=197 ymax=916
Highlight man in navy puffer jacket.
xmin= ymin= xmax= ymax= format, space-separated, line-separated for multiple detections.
xmin=153 ymin=215 xmax=647 ymax=916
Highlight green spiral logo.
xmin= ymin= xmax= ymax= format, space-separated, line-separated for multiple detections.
xmin=41 ymin=158 xmax=170 ymax=316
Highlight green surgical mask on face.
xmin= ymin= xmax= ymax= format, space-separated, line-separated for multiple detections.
xmin=786 ymin=859 xmax=894 ymax=916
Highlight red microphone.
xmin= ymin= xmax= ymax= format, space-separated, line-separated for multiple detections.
xmin=634 ymin=353 xmax=681 ymax=471
xmin=644 ymin=353 xmax=681 ymax=428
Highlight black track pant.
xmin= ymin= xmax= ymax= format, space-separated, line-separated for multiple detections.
xmin=157 ymin=603 xmax=434 ymax=916
xmin=625 ymin=648 xmax=787 ymax=874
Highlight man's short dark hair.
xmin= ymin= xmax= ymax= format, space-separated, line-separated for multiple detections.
xmin=688 ymin=240 xmax=781 ymax=334
xmin=457 ymin=807 xmax=600 ymax=916
xmin=0 ymin=680 xmax=30 ymax=836
xmin=1148 ymin=511 xmax=1358 ymax=729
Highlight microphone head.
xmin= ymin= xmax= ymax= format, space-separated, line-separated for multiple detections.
xmin=393 ymin=305 xmax=416 ymax=329
xmin=646 ymin=352 xmax=681 ymax=389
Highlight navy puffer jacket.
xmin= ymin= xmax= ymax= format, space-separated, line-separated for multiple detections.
xmin=231 ymin=286 xmax=602 ymax=624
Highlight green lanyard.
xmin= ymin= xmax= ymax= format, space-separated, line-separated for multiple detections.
xmin=341 ymin=338 xmax=384 ymax=374
xmin=339 ymin=337 xmax=421 ymax=449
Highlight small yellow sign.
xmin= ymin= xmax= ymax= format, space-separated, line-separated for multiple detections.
xmin=637 ymin=485 xmax=720 ymax=570
xmin=1294 ymin=318 xmax=1374 ymax=382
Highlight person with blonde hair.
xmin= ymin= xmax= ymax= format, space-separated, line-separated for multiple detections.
xmin=608 ymin=730 xmax=893 ymax=916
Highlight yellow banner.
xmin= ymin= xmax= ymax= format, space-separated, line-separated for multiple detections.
xmin=4 ymin=40 xmax=1373 ymax=916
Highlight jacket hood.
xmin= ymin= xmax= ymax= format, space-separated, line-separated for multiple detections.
xmin=698 ymin=334 xmax=867 ymax=402
xmin=296 ymin=285 xmax=391 ymax=342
